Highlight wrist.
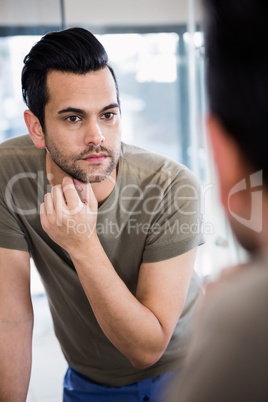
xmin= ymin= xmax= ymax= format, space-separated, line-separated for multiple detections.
xmin=67 ymin=231 xmax=100 ymax=260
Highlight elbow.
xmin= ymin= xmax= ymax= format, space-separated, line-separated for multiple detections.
xmin=128 ymin=332 xmax=169 ymax=370
xmin=130 ymin=351 xmax=164 ymax=370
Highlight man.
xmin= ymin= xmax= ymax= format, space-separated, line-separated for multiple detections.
xmin=0 ymin=28 xmax=204 ymax=401
xmin=167 ymin=0 xmax=268 ymax=401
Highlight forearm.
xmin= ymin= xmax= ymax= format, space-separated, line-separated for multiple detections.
xmin=0 ymin=316 xmax=33 ymax=401
xmin=41 ymin=178 xmax=193 ymax=369
xmin=69 ymin=236 xmax=167 ymax=369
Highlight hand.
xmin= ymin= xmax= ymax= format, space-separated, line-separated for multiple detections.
xmin=40 ymin=176 xmax=98 ymax=252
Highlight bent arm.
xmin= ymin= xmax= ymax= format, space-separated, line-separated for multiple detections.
xmin=70 ymin=242 xmax=197 ymax=369
xmin=0 ymin=247 xmax=33 ymax=402
xmin=40 ymin=176 xmax=199 ymax=369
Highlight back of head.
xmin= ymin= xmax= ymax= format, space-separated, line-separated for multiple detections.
xmin=202 ymin=0 xmax=268 ymax=186
xmin=22 ymin=27 xmax=112 ymax=129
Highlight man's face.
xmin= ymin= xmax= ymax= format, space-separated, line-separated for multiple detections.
xmin=43 ymin=67 xmax=121 ymax=183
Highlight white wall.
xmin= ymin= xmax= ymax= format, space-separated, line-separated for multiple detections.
xmin=0 ymin=0 xmax=202 ymax=27
xmin=0 ymin=0 xmax=61 ymax=25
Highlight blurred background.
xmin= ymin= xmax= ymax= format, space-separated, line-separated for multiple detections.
xmin=0 ymin=0 xmax=246 ymax=400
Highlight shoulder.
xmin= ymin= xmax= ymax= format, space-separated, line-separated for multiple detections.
xmin=197 ymin=263 xmax=268 ymax=359
xmin=0 ymin=134 xmax=42 ymax=160
xmin=0 ymin=134 xmax=33 ymax=149
xmin=170 ymin=264 xmax=268 ymax=402
xmin=121 ymin=142 xmax=187 ymax=174
xmin=0 ymin=135 xmax=45 ymax=183
xmin=210 ymin=264 xmax=268 ymax=322
xmin=120 ymin=142 xmax=199 ymax=188
xmin=0 ymin=134 xmax=36 ymax=160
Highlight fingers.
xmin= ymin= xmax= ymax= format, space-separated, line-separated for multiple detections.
xmin=73 ymin=178 xmax=97 ymax=209
xmin=40 ymin=201 xmax=46 ymax=228
xmin=73 ymin=179 xmax=87 ymax=203
xmin=40 ymin=192 xmax=56 ymax=224
xmin=40 ymin=177 xmax=98 ymax=247
xmin=44 ymin=192 xmax=55 ymax=215
xmin=62 ymin=176 xmax=78 ymax=202
xmin=46 ymin=177 xmax=82 ymax=215
xmin=40 ymin=176 xmax=96 ymax=220
xmin=51 ymin=185 xmax=65 ymax=225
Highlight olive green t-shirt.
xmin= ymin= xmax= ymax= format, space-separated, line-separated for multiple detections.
xmin=0 ymin=135 xmax=204 ymax=386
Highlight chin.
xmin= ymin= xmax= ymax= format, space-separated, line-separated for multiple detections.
xmin=74 ymin=172 xmax=112 ymax=184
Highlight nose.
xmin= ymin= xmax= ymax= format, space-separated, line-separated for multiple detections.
xmin=83 ymin=119 xmax=104 ymax=146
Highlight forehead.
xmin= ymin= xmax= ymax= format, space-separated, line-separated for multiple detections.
xmin=46 ymin=67 xmax=117 ymax=108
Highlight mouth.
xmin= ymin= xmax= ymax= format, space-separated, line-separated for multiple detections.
xmin=82 ymin=153 xmax=108 ymax=164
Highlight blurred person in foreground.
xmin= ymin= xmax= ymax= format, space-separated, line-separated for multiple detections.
xmin=0 ymin=28 xmax=204 ymax=401
xmin=167 ymin=0 xmax=268 ymax=401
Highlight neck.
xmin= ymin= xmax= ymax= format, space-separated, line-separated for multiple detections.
xmin=91 ymin=171 xmax=117 ymax=206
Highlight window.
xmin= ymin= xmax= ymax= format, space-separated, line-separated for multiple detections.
xmin=0 ymin=28 xmax=205 ymax=171
xmin=0 ymin=35 xmax=41 ymax=141
xmin=0 ymin=26 xmax=243 ymax=279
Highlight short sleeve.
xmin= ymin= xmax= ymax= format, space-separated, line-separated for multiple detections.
xmin=142 ymin=168 xmax=205 ymax=263
xmin=0 ymin=191 xmax=29 ymax=251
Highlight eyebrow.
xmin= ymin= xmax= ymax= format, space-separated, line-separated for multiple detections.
xmin=58 ymin=103 xmax=120 ymax=115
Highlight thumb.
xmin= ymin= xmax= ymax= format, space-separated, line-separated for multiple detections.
xmin=73 ymin=179 xmax=97 ymax=208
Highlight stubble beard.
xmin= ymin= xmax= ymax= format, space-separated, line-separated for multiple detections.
xmin=45 ymin=139 xmax=121 ymax=183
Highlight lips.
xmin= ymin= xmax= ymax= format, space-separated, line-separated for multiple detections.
xmin=82 ymin=153 xmax=108 ymax=163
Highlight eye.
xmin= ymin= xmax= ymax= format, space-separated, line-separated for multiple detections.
xmin=101 ymin=112 xmax=115 ymax=120
xmin=66 ymin=115 xmax=82 ymax=123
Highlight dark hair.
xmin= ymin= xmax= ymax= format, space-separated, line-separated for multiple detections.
xmin=22 ymin=27 xmax=119 ymax=130
xmin=202 ymin=0 xmax=268 ymax=185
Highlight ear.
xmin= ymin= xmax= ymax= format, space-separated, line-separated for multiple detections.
xmin=206 ymin=114 xmax=247 ymax=213
xmin=24 ymin=110 xmax=46 ymax=149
